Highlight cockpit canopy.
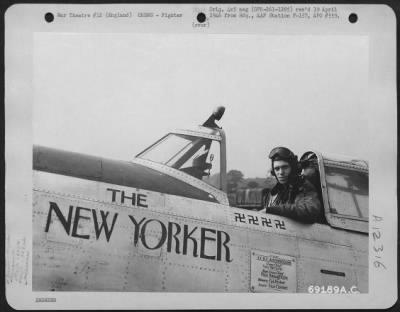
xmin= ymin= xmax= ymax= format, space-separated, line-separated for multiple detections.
xmin=301 ymin=151 xmax=368 ymax=233
xmin=136 ymin=127 xmax=223 ymax=190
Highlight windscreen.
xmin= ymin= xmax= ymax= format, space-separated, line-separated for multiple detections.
xmin=137 ymin=133 xmax=221 ymax=189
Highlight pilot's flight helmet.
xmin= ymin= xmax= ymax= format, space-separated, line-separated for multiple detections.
xmin=269 ymin=146 xmax=300 ymax=177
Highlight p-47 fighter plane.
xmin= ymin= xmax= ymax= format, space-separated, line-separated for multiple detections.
xmin=33 ymin=107 xmax=368 ymax=293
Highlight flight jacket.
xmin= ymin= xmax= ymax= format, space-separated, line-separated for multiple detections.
xmin=263 ymin=177 xmax=323 ymax=224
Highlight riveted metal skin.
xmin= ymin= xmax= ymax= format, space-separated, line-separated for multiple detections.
xmin=133 ymin=158 xmax=229 ymax=206
xmin=34 ymin=145 xmax=219 ymax=204
xmin=33 ymin=167 xmax=368 ymax=292
xmin=32 ymin=120 xmax=368 ymax=293
xmin=172 ymin=127 xmax=222 ymax=141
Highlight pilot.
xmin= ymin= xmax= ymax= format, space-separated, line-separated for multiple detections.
xmin=262 ymin=146 xmax=323 ymax=223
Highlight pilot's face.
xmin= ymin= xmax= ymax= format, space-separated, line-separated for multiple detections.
xmin=273 ymin=160 xmax=291 ymax=184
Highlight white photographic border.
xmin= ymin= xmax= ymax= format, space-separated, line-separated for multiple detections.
xmin=4 ymin=3 xmax=397 ymax=309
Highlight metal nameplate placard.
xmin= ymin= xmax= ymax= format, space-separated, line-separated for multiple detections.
xmin=250 ymin=250 xmax=296 ymax=293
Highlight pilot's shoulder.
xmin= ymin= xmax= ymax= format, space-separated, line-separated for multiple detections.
xmin=299 ymin=177 xmax=318 ymax=193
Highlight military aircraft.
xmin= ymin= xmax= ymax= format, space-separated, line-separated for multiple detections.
xmin=33 ymin=107 xmax=368 ymax=293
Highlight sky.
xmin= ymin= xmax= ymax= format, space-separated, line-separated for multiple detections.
xmin=33 ymin=33 xmax=368 ymax=178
